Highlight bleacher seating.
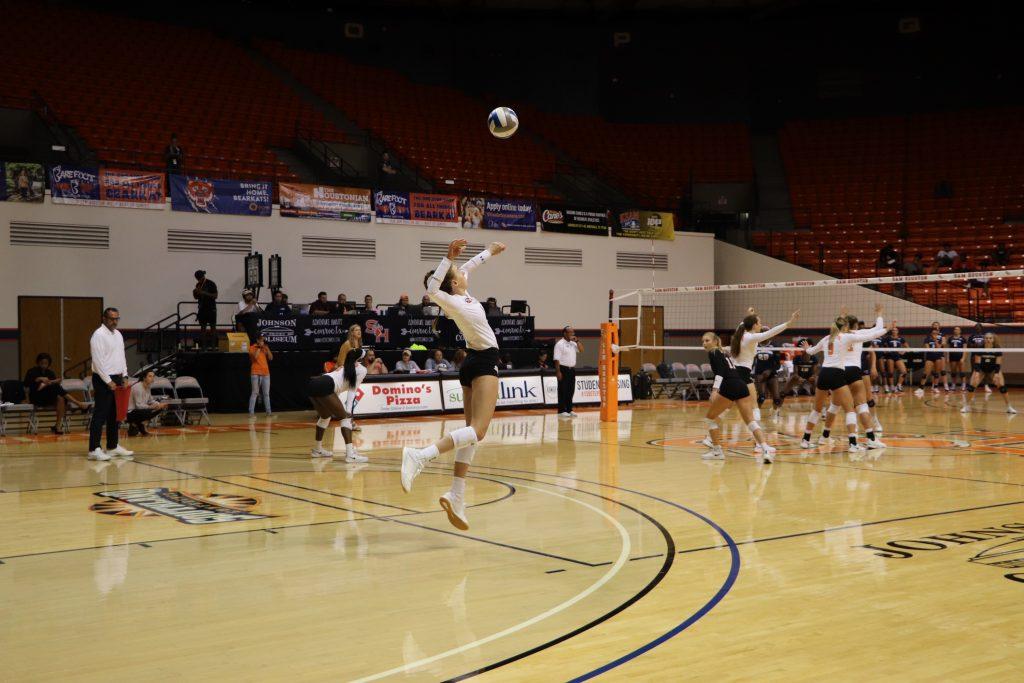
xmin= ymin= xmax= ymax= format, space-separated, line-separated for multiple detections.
xmin=258 ymin=41 xmax=560 ymax=201
xmin=0 ymin=5 xmax=343 ymax=185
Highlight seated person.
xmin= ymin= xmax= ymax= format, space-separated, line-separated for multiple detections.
xmin=235 ymin=289 xmax=262 ymax=340
xmin=499 ymin=352 xmax=514 ymax=370
xmin=23 ymin=352 xmax=86 ymax=434
xmin=126 ymin=370 xmax=170 ymax=436
xmin=421 ymin=294 xmax=440 ymax=316
xmin=484 ymin=297 xmax=502 ymax=317
xmin=993 ymin=243 xmax=1010 ymax=266
xmin=930 ymin=244 xmax=958 ymax=273
xmin=363 ymin=349 xmax=388 ymax=375
xmin=265 ymin=291 xmax=291 ymax=317
xmin=393 ymin=349 xmax=422 ymax=373
xmin=391 ymin=294 xmax=416 ymax=315
xmin=537 ymin=350 xmax=550 ymax=369
xmin=451 ymin=348 xmax=466 ymax=370
xmin=309 ymin=292 xmax=333 ymax=316
xmin=424 ymin=349 xmax=452 ymax=372
xmin=901 ymin=253 xmax=924 ymax=276
xmin=336 ymin=293 xmax=356 ymax=313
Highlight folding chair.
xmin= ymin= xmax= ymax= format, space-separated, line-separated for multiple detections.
xmin=670 ymin=362 xmax=692 ymax=400
xmin=643 ymin=363 xmax=670 ymax=399
xmin=174 ymin=376 xmax=211 ymax=425
xmin=0 ymin=380 xmax=36 ymax=435
xmin=151 ymin=377 xmax=184 ymax=425
xmin=686 ymin=363 xmax=711 ymax=399
xmin=59 ymin=378 xmax=94 ymax=433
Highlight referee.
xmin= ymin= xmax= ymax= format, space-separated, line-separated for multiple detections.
xmin=554 ymin=325 xmax=583 ymax=418
xmin=87 ymin=307 xmax=134 ymax=461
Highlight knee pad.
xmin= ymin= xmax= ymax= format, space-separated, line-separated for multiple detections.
xmin=845 ymin=411 xmax=857 ymax=427
xmin=316 ymin=417 xmax=331 ymax=429
xmin=1000 ymin=386 xmax=1009 ymax=394
xmin=703 ymin=417 xmax=720 ymax=430
xmin=339 ymin=418 xmax=353 ymax=430
xmin=856 ymin=403 xmax=870 ymax=416
xmin=806 ymin=410 xmax=820 ymax=425
xmin=867 ymin=399 xmax=876 ymax=408
xmin=450 ymin=425 xmax=479 ymax=448
xmin=967 ymin=385 xmax=975 ymax=392
xmin=454 ymin=444 xmax=476 ymax=465
xmin=940 ymin=371 xmax=947 ymax=378
xmin=828 ymin=403 xmax=841 ymax=415
xmin=747 ymin=421 xmax=761 ymax=434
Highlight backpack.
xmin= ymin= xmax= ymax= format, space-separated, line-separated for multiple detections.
xmin=633 ymin=371 xmax=652 ymax=400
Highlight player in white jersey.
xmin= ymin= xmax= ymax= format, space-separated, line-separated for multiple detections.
xmin=798 ymin=303 xmax=887 ymax=452
xmin=400 ymin=239 xmax=506 ymax=530
xmin=305 ymin=347 xmax=369 ymax=462
xmin=729 ymin=307 xmax=800 ymax=444
xmin=816 ymin=316 xmax=887 ymax=449
xmin=336 ymin=324 xmax=363 ymax=431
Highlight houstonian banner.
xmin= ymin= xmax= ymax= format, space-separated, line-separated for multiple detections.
xmin=279 ymin=183 xmax=372 ymax=221
xmin=170 ymin=175 xmax=271 ymax=216
xmin=614 ymin=210 xmax=675 ymax=240
xmin=460 ymin=196 xmax=536 ymax=231
xmin=374 ymin=191 xmax=459 ymax=227
xmin=50 ymin=165 xmax=165 ymax=209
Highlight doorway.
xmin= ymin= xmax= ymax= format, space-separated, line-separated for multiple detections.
xmin=18 ymin=297 xmax=103 ymax=378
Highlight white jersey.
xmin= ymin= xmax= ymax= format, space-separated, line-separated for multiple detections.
xmin=426 ymin=251 xmax=499 ymax=351
xmin=734 ymin=321 xmax=790 ymax=369
xmin=807 ymin=317 xmax=887 ymax=369
xmin=326 ymin=362 xmax=367 ymax=395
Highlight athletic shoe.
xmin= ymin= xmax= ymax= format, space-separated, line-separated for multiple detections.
xmin=848 ymin=443 xmax=865 ymax=453
xmin=932 ymin=387 xmax=941 ymax=393
xmin=439 ymin=491 xmax=469 ymax=530
xmin=108 ymin=445 xmax=134 ymax=459
xmin=701 ymin=448 xmax=725 ymax=461
xmin=985 ymin=385 xmax=992 ymax=393
xmin=799 ymin=440 xmax=814 ymax=449
xmin=87 ymin=448 xmax=111 ymax=461
xmin=569 ymin=411 xmax=579 ymax=417
xmin=558 ymin=412 xmax=572 ymax=418
xmin=865 ymin=439 xmax=887 ymax=449
xmin=344 ymin=450 xmax=369 ymax=463
xmin=700 ymin=436 xmax=714 ymax=448
xmin=1008 ymin=406 xmax=1018 ymax=415
xmin=817 ymin=435 xmax=834 ymax=445
xmin=896 ymin=384 xmax=904 ymax=392
xmin=914 ymin=388 xmax=924 ymax=397
xmin=310 ymin=446 xmax=333 ymax=458
xmin=401 ymin=447 xmax=426 ymax=493
xmin=760 ymin=445 xmax=776 ymax=464
xmin=754 ymin=442 xmax=764 ymax=452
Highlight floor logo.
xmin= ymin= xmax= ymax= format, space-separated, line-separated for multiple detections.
xmin=90 ymin=488 xmax=272 ymax=525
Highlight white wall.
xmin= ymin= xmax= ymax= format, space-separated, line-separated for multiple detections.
xmin=0 ymin=200 xmax=714 ymax=371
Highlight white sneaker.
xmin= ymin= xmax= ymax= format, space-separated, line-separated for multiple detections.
xmin=1008 ymin=406 xmax=1018 ymax=415
xmin=108 ymin=445 xmax=134 ymax=459
xmin=932 ymin=387 xmax=941 ymax=393
xmin=914 ymin=388 xmax=924 ymax=397
xmin=701 ymin=448 xmax=725 ymax=461
xmin=754 ymin=442 xmax=764 ymax=452
xmin=817 ymin=435 xmax=834 ymax=445
xmin=760 ymin=445 xmax=776 ymax=464
xmin=985 ymin=385 xmax=992 ymax=393
xmin=700 ymin=436 xmax=714 ymax=448
xmin=569 ymin=411 xmax=579 ymax=417
xmin=345 ymin=450 xmax=369 ymax=463
xmin=848 ymin=443 xmax=865 ymax=453
xmin=558 ymin=412 xmax=572 ymax=418
xmin=799 ymin=440 xmax=814 ymax=449
xmin=87 ymin=448 xmax=111 ymax=461
xmin=439 ymin=491 xmax=469 ymax=530
xmin=865 ymin=439 xmax=887 ymax=449
xmin=401 ymin=447 xmax=425 ymax=493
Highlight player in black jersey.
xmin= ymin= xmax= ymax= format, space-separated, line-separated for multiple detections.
xmin=961 ymin=333 xmax=1016 ymax=414
xmin=946 ymin=326 xmax=967 ymax=391
xmin=782 ymin=338 xmax=818 ymax=400
xmin=752 ymin=342 xmax=782 ymax=420
xmin=700 ymin=332 xmax=776 ymax=463
xmin=881 ymin=326 xmax=909 ymax=392
xmin=967 ymin=323 xmax=992 ymax=393
xmin=915 ymin=329 xmax=947 ymax=395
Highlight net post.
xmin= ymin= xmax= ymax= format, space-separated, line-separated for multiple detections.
xmin=600 ymin=322 xmax=619 ymax=423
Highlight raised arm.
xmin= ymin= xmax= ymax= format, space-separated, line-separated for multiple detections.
xmin=848 ymin=316 xmax=887 ymax=342
xmin=460 ymin=242 xmax=506 ymax=276
xmin=746 ymin=310 xmax=800 ymax=343
xmin=803 ymin=337 xmax=826 ymax=356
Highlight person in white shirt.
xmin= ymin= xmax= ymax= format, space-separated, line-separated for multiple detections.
xmin=554 ymin=326 xmax=584 ymax=417
xmin=393 ymin=349 xmax=422 ymax=373
xmin=305 ymin=347 xmax=369 ymax=463
xmin=424 ymin=349 xmax=452 ymax=372
xmin=87 ymin=307 xmax=134 ymax=461
xmin=126 ymin=370 xmax=169 ymax=436
xmin=730 ymin=307 xmax=800 ymax=437
xmin=400 ymin=238 xmax=506 ymax=531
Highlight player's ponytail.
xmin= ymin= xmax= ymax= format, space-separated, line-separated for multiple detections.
xmin=423 ymin=266 xmax=456 ymax=294
xmin=343 ymin=348 xmax=364 ymax=388
xmin=830 ymin=316 xmax=846 ymax=343
xmin=730 ymin=314 xmax=759 ymax=357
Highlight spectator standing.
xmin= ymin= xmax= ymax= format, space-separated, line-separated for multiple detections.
xmin=394 ymin=349 xmax=421 ymax=373
xmin=554 ymin=326 xmax=583 ymax=418
xmin=193 ymin=269 xmax=218 ymax=350
xmin=126 ymin=370 xmax=169 ymax=436
xmin=879 ymin=243 xmax=900 ymax=273
xmin=364 ymin=350 xmax=388 ymax=375
xmin=993 ymin=243 xmax=1010 ymax=267
xmin=87 ymin=307 xmax=134 ymax=461
xmin=248 ymin=333 xmax=273 ymax=416
xmin=165 ymin=133 xmax=184 ymax=175
xmin=309 ymin=291 xmax=333 ymax=316
xmin=235 ymin=289 xmax=261 ymax=341
xmin=266 ymin=291 xmax=290 ymax=317
xmin=425 ymin=349 xmax=452 ymax=372
xmin=23 ymin=352 xmax=86 ymax=434
xmin=379 ymin=152 xmax=398 ymax=189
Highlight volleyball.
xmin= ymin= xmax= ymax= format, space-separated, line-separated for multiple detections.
xmin=487 ymin=107 xmax=519 ymax=139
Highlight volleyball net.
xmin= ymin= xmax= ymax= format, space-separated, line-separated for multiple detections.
xmin=610 ymin=268 xmax=1024 ymax=354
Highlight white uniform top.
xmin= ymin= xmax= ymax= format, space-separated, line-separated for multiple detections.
xmin=90 ymin=325 xmax=128 ymax=384
xmin=327 ymin=362 xmax=367 ymax=395
xmin=734 ymin=321 xmax=790 ymax=369
xmin=806 ymin=317 xmax=887 ymax=369
xmin=426 ymin=251 xmax=499 ymax=351
xmin=553 ymin=338 xmax=579 ymax=368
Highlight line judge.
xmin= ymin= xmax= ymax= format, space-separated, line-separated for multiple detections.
xmin=554 ymin=325 xmax=583 ymax=418
xmin=87 ymin=307 xmax=134 ymax=461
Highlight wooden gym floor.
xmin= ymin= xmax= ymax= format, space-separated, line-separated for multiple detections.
xmin=1 ymin=393 xmax=1023 ymax=681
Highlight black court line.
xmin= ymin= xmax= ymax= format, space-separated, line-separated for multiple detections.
xmin=133 ymin=459 xmax=594 ymax=568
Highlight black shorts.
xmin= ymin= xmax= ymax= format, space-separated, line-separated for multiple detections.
xmin=925 ymin=352 xmax=942 ymax=362
xmin=844 ymin=366 xmax=863 ymax=386
xmin=460 ymin=347 xmax=500 ymax=387
xmin=197 ymin=308 xmax=217 ymax=325
xmin=753 ymin=365 xmax=776 ymax=379
xmin=817 ymin=367 xmax=848 ymax=391
xmin=307 ymin=375 xmax=335 ymax=398
xmin=719 ymin=377 xmax=750 ymax=401
xmin=948 ymin=353 xmax=963 ymax=362
xmin=735 ymin=366 xmax=753 ymax=384
xmin=978 ymin=364 xmax=999 ymax=376
xmin=796 ymin=366 xmax=815 ymax=380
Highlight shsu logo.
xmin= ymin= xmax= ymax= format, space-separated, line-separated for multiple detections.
xmin=365 ymin=319 xmax=390 ymax=343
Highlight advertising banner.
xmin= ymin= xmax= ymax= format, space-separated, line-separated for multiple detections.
xmin=280 ymin=183 xmax=372 ymax=221
xmin=540 ymin=206 xmax=610 ymax=236
xmin=2 ymin=162 xmax=45 ymax=202
xmin=460 ymin=196 xmax=536 ymax=231
xmin=374 ymin=191 xmax=459 ymax=227
xmin=543 ymin=372 xmax=634 ymax=405
xmin=98 ymin=168 xmax=166 ymax=209
xmin=170 ymin=175 xmax=272 ymax=216
xmin=353 ymin=379 xmax=443 ymax=416
xmin=49 ymin=165 xmax=102 ymax=205
xmin=614 ymin=210 xmax=675 ymax=240
xmin=442 ymin=375 xmax=545 ymax=411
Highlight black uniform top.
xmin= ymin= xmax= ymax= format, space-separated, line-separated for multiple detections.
xmin=709 ymin=348 xmax=741 ymax=380
xmin=947 ymin=336 xmax=966 ymax=356
xmin=924 ymin=337 xmax=943 ymax=350
xmin=861 ymin=339 xmax=881 ymax=368
xmin=883 ymin=336 xmax=906 ymax=351
xmin=795 ymin=352 xmax=817 ymax=370
xmin=753 ymin=346 xmax=780 ymax=374
xmin=976 ymin=351 xmax=1003 ymax=370
xmin=968 ymin=332 xmax=988 ymax=348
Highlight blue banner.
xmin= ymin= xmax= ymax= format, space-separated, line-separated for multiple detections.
xmin=50 ymin=165 xmax=101 ymax=205
xmin=484 ymin=197 xmax=536 ymax=231
xmin=170 ymin=175 xmax=272 ymax=216
xmin=374 ymin=191 xmax=411 ymax=223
